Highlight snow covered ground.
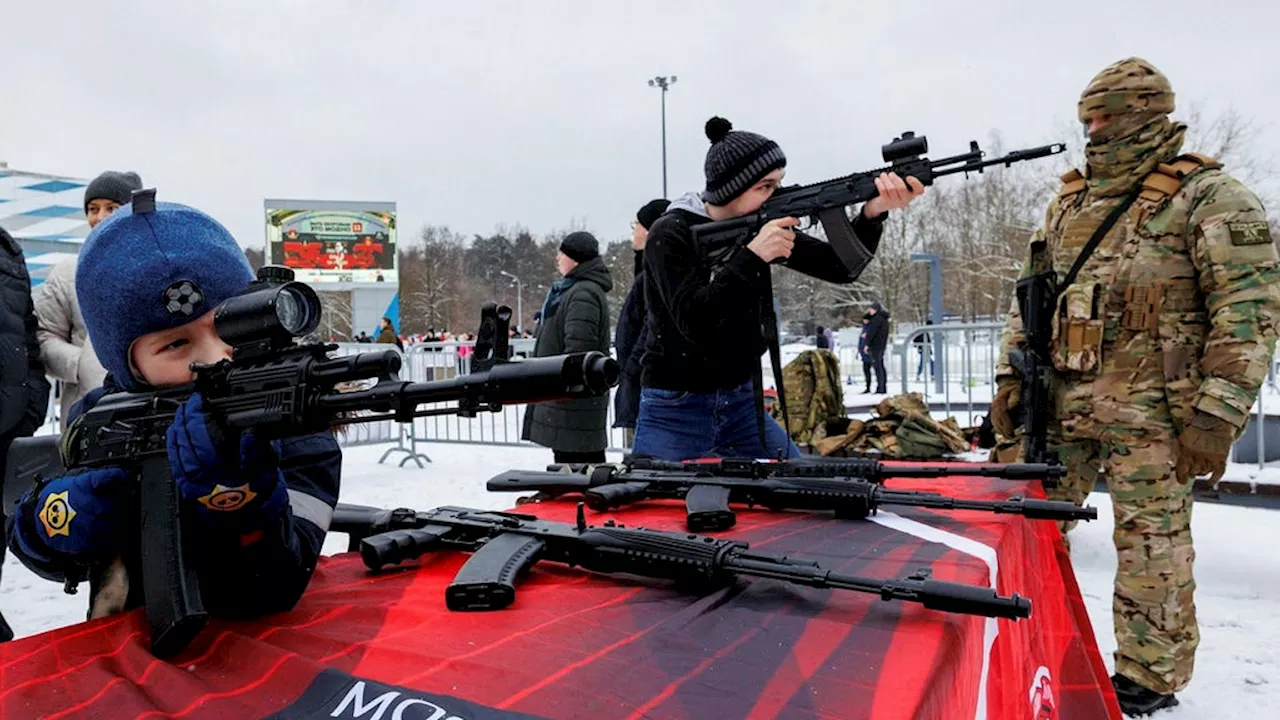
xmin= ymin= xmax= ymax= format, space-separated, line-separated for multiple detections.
xmin=2 ymin=440 xmax=1276 ymax=719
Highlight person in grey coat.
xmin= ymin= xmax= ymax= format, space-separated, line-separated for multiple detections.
xmin=522 ymin=231 xmax=614 ymax=463
xmin=34 ymin=171 xmax=142 ymax=428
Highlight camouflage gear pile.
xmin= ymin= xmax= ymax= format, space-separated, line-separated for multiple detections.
xmin=997 ymin=60 xmax=1280 ymax=695
xmin=813 ymin=394 xmax=969 ymax=459
xmin=772 ymin=349 xmax=846 ymax=445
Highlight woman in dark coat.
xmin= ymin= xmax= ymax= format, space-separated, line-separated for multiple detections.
xmin=522 ymin=231 xmax=614 ymax=463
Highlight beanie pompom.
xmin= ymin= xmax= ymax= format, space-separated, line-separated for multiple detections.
xmin=705 ymin=117 xmax=733 ymax=144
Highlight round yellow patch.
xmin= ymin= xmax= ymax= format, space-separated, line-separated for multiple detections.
xmin=197 ymin=484 xmax=258 ymax=512
xmin=39 ymin=491 xmax=77 ymax=538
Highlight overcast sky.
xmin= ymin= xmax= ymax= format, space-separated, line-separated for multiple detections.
xmin=1 ymin=0 xmax=1275 ymax=249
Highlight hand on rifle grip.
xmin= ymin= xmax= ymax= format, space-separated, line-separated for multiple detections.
xmin=746 ymin=217 xmax=799 ymax=263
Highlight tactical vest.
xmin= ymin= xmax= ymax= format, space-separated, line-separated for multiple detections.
xmin=1046 ymin=152 xmax=1221 ymax=428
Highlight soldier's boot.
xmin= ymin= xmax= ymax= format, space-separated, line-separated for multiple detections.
xmin=1111 ymin=674 xmax=1179 ymax=716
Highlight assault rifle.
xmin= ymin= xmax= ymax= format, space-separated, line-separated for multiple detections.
xmin=600 ymin=454 xmax=1065 ymax=486
xmin=1011 ymin=266 xmax=1059 ymax=465
xmin=7 ymin=265 xmax=617 ymax=658
xmin=337 ymin=503 xmax=1032 ymax=620
xmin=692 ymin=133 xmax=1066 ymax=276
xmin=487 ymin=466 xmax=1095 ymax=533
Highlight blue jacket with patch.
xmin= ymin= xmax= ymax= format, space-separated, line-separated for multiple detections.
xmin=6 ymin=379 xmax=342 ymax=620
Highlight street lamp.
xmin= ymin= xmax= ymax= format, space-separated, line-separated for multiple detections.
xmin=500 ymin=270 xmax=523 ymax=332
xmin=648 ymin=75 xmax=677 ymax=198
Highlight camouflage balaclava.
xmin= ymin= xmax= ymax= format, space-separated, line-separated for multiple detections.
xmin=1078 ymin=57 xmax=1186 ymax=195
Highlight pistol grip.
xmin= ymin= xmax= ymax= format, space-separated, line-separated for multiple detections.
xmin=360 ymin=525 xmax=449 ymax=570
xmin=584 ymin=481 xmax=650 ymax=511
xmin=446 ymin=533 xmax=547 ymax=611
xmin=684 ymin=484 xmax=736 ymax=532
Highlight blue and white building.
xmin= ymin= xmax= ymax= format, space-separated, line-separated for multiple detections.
xmin=0 ymin=161 xmax=90 ymax=287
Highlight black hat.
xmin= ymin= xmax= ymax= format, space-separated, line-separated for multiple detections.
xmin=559 ymin=231 xmax=599 ymax=263
xmin=83 ymin=171 xmax=143 ymax=212
xmin=701 ymin=117 xmax=786 ymax=206
xmin=636 ymin=198 xmax=671 ymax=230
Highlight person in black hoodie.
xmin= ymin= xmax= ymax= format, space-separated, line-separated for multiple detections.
xmin=634 ymin=117 xmax=923 ymax=461
xmin=613 ymin=199 xmax=670 ymax=446
xmin=865 ymin=301 xmax=891 ymax=394
xmin=522 ymin=231 xmax=614 ymax=463
xmin=1 ymin=227 xmax=53 ymax=641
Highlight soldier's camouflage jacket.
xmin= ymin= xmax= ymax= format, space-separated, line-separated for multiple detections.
xmin=997 ymin=154 xmax=1280 ymax=438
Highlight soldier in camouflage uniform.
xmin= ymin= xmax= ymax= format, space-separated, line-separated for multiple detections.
xmin=991 ymin=58 xmax=1280 ymax=715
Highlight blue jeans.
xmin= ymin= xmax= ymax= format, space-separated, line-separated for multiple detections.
xmin=631 ymin=382 xmax=801 ymax=461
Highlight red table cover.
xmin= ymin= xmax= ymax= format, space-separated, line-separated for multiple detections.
xmin=0 ymin=475 xmax=1121 ymax=719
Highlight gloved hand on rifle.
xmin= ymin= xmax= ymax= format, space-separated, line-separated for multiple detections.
xmin=12 ymin=467 xmax=130 ymax=559
xmin=989 ymin=377 xmax=1022 ymax=439
xmin=1175 ymin=412 xmax=1235 ymax=484
xmin=167 ymin=393 xmax=288 ymax=531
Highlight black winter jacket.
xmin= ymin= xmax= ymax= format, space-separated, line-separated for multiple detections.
xmin=613 ymin=250 xmax=646 ymax=428
xmin=865 ymin=302 xmax=891 ymax=355
xmin=0 ymin=229 xmax=51 ymax=447
xmin=523 ymin=257 xmax=614 ymax=452
xmin=641 ymin=202 xmax=883 ymax=392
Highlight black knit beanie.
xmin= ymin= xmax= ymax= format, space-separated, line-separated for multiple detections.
xmin=559 ymin=231 xmax=599 ymax=263
xmin=635 ymin=198 xmax=670 ymax=230
xmin=83 ymin=171 xmax=144 ymax=212
xmin=701 ymin=117 xmax=786 ymax=206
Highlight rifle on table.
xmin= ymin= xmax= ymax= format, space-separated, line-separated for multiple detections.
xmin=691 ymin=133 xmax=1066 ymax=277
xmin=487 ymin=466 xmax=1095 ymax=533
xmin=339 ymin=503 xmax=1032 ymax=621
xmin=602 ymin=454 xmax=1065 ymax=486
xmin=10 ymin=265 xmax=618 ymax=659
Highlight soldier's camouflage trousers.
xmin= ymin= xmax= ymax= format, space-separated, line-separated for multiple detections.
xmin=1050 ymin=430 xmax=1198 ymax=696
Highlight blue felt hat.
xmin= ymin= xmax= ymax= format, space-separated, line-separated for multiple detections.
xmin=76 ymin=193 xmax=253 ymax=389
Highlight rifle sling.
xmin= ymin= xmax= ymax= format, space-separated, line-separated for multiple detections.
xmin=756 ymin=271 xmax=791 ymax=457
xmin=1059 ymin=186 xmax=1143 ymax=293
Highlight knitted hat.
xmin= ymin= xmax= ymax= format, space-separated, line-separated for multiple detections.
xmin=701 ymin=117 xmax=786 ymax=206
xmin=559 ymin=231 xmax=599 ymax=263
xmin=83 ymin=171 xmax=143 ymax=212
xmin=76 ymin=193 xmax=254 ymax=389
xmin=635 ymin=198 xmax=671 ymax=230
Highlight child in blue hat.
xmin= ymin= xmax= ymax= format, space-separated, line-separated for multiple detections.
xmin=6 ymin=193 xmax=342 ymax=622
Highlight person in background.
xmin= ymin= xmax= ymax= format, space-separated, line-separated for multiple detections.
xmin=375 ymin=316 xmax=403 ymax=350
xmin=35 ymin=171 xmax=142 ymax=429
xmin=864 ymin=301 xmax=890 ymax=394
xmin=613 ymin=198 xmax=670 ymax=447
xmin=913 ymin=319 xmax=935 ymax=380
xmin=815 ymin=324 xmax=830 ymax=350
xmin=523 ymin=231 xmax=614 ymax=463
xmin=857 ymin=314 xmax=873 ymax=393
